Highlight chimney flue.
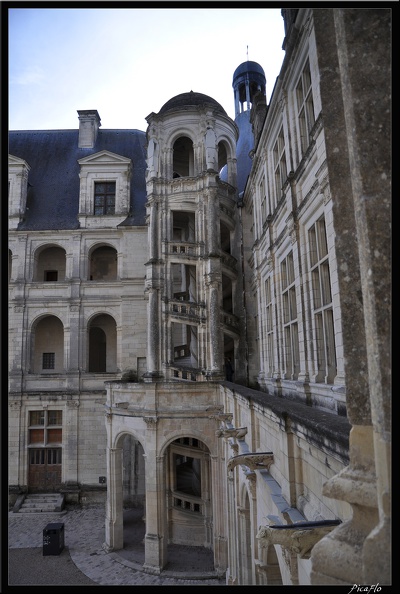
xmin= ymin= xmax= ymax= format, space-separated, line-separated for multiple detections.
xmin=77 ymin=110 xmax=101 ymax=148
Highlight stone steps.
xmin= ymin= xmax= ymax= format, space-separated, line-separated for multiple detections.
xmin=13 ymin=493 xmax=65 ymax=513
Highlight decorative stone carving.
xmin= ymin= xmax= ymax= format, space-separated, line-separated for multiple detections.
xmin=227 ymin=452 xmax=274 ymax=472
xmin=143 ymin=416 xmax=158 ymax=427
xmin=66 ymin=400 xmax=80 ymax=408
xmin=257 ymin=520 xmax=341 ymax=559
xmin=215 ymin=427 xmax=247 ymax=439
xmin=9 ymin=401 xmax=22 ymax=410
xmin=115 ymin=401 xmax=129 ymax=409
xmin=209 ymin=412 xmax=233 ymax=423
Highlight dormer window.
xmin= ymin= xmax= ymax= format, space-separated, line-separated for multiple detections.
xmin=8 ymin=154 xmax=31 ymax=230
xmin=78 ymin=150 xmax=131 ymax=229
xmin=94 ymin=182 xmax=116 ymax=215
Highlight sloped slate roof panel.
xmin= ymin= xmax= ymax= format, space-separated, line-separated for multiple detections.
xmin=8 ymin=128 xmax=148 ymax=230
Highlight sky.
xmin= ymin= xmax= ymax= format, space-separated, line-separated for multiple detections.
xmin=8 ymin=7 xmax=286 ymax=132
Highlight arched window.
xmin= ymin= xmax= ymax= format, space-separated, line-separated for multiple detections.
xmin=88 ymin=314 xmax=117 ymax=372
xmin=218 ymin=141 xmax=228 ymax=173
xmin=167 ymin=438 xmax=212 ymax=547
xmin=34 ymin=246 xmax=66 ymax=282
xmin=89 ymin=245 xmax=118 ymax=280
xmin=172 ymin=136 xmax=194 ymax=178
xmin=32 ymin=315 xmax=64 ymax=373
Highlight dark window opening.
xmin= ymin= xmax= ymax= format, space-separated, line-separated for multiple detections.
xmin=172 ymin=137 xmax=194 ymax=177
xmin=44 ymin=270 xmax=58 ymax=282
xmin=42 ymin=353 xmax=55 ymax=369
xmin=89 ymin=327 xmax=107 ymax=372
xmin=175 ymin=454 xmax=201 ymax=496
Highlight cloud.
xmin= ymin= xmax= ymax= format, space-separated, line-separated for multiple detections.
xmin=10 ymin=65 xmax=45 ymax=86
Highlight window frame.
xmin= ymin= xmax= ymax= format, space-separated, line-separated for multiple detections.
xmin=308 ymin=216 xmax=337 ymax=383
xmin=42 ymin=352 xmax=55 ymax=370
xmin=280 ymin=251 xmax=300 ymax=380
xmin=28 ymin=409 xmax=63 ymax=447
xmin=296 ymin=59 xmax=315 ymax=155
xmin=273 ymin=127 xmax=287 ymax=204
xmin=94 ymin=181 xmax=116 ymax=216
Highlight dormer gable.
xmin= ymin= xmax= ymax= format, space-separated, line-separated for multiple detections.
xmin=78 ymin=150 xmax=131 ymax=167
xmin=9 ymin=154 xmax=31 ymax=230
xmin=77 ymin=150 xmax=132 ymax=229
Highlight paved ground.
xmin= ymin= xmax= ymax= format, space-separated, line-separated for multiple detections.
xmin=7 ymin=504 xmax=227 ymax=587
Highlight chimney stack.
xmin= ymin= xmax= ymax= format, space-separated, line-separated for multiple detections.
xmin=77 ymin=110 xmax=101 ymax=148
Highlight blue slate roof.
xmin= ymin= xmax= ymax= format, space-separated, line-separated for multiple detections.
xmin=8 ymin=128 xmax=148 ymax=230
xmin=234 ymin=110 xmax=254 ymax=196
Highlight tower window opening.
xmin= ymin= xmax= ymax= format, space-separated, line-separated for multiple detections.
xmin=172 ymin=136 xmax=194 ymax=177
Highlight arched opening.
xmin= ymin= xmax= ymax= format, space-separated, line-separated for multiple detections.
xmin=172 ymin=321 xmax=198 ymax=371
xmin=172 ymin=136 xmax=194 ymax=177
xmin=218 ymin=140 xmax=236 ymax=186
xmin=258 ymin=545 xmax=283 ymax=585
xmin=171 ymin=263 xmax=197 ymax=302
xmin=88 ymin=314 xmax=117 ymax=372
xmin=89 ymin=245 xmax=118 ymax=280
xmin=222 ymin=273 xmax=233 ymax=313
xmin=166 ymin=437 xmax=213 ymax=552
xmin=34 ymin=245 xmax=66 ymax=282
xmin=220 ymin=220 xmax=231 ymax=255
xmin=172 ymin=210 xmax=196 ymax=243
xmin=218 ymin=141 xmax=228 ymax=172
xmin=32 ymin=315 xmax=64 ymax=373
xmin=88 ymin=327 xmax=106 ymax=372
xmin=121 ymin=434 xmax=146 ymax=563
xmin=223 ymin=334 xmax=235 ymax=381
xmin=238 ymin=489 xmax=253 ymax=584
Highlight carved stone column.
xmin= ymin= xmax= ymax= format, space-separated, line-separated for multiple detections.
xmin=226 ymin=470 xmax=238 ymax=585
xmin=311 ymin=8 xmax=391 ymax=585
xmin=143 ymin=420 xmax=167 ymax=574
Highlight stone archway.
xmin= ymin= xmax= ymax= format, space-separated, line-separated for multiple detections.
xmin=104 ymin=430 xmax=146 ymax=555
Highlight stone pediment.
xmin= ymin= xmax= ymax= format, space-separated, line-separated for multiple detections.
xmin=78 ymin=150 xmax=131 ymax=166
xmin=9 ymin=154 xmax=30 ymax=168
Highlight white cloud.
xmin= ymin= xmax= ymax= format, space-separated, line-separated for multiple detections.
xmin=10 ymin=65 xmax=46 ymax=86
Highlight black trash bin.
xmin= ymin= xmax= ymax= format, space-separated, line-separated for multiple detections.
xmin=43 ymin=522 xmax=65 ymax=556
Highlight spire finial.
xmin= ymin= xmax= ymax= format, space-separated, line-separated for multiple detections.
xmin=247 ymin=45 xmax=249 ymax=61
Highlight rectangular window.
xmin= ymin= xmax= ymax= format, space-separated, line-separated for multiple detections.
xmin=42 ymin=352 xmax=55 ymax=369
xmin=273 ymin=127 xmax=287 ymax=203
xmin=44 ymin=270 xmax=58 ymax=282
xmin=260 ymin=177 xmax=267 ymax=230
xmin=296 ymin=60 xmax=315 ymax=155
xmin=47 ymin=448 xmax=62 ymax=464
xmin=265 ymin=277 xmax=274 ymax=377
xmin=308 ymin=216 xmax=336 ymax=383
xmin=48 ymin=410 xmax=62 ymax=425
xmin=94 ymin=181 xmax=116 ymax=215
xmin=30 ymin=449 xmax=45 ymax=465
xmin=42 ymin=353 xmax=55 ymax=369
xmin=29 ymin=410 xmax=62 ymax=447
xmin=280 ymin=252 xmax=300 ymax=380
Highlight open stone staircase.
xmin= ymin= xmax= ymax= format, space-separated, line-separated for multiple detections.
xmin=13 ymin=493 xmax=65 ymax=514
